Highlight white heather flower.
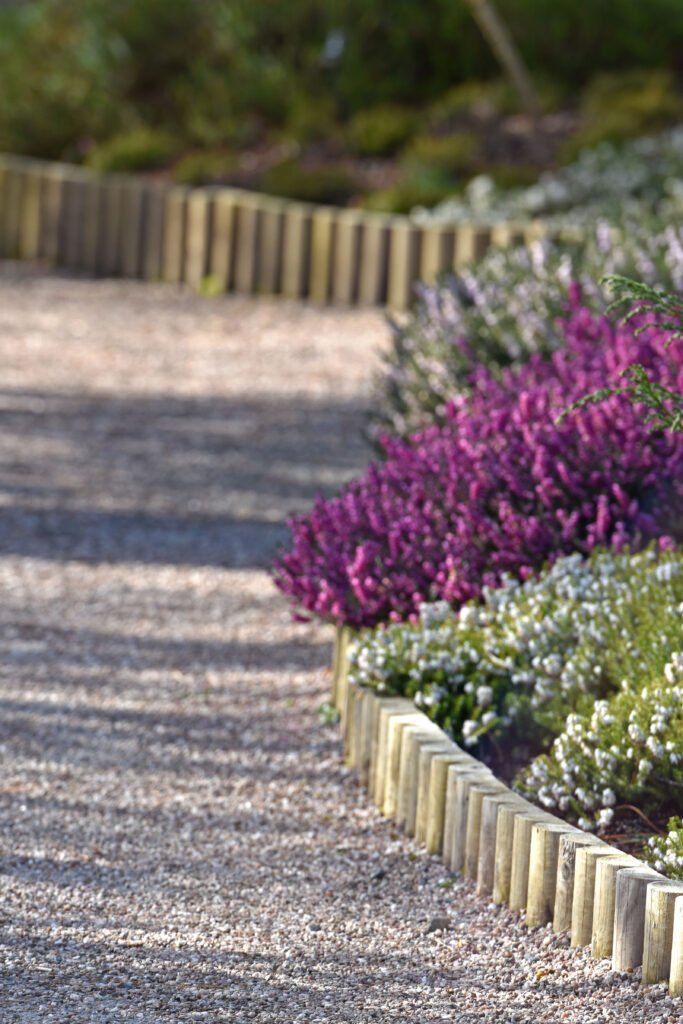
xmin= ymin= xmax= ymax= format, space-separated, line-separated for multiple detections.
xmin=601 ymin=788 xmax=617 ymax=807
xmin=597 ymin=808 xmax=615 ymax=828
xmin=475 ymin=685 xmax=494 ymax=708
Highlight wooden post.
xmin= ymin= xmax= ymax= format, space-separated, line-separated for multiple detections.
xmin=477 ymin=792 xmax=528 ymax=897
xmin=333 ymin=626 xmax=352 ymax=717
xmin=184 ymin=188 xmax=214 ymax=291
xmin=331 ymin=210 xmax=362 ymax=305
xmin=330 ymin=625 xmax=343 ymax=705
xmin=370 ymin=698 xmax=417 ymax=806
xmin=612 ymin=866 xmax=664 ymax=973
xmin=414 ymin=742 xmax=460 ymax=845
xmin=141 ymin=182 xmax=167 ymax=282
xmin=442 ymin=764 xmax=462 ymax=870
xmin=162 ymin=186 xmax=189 ymax=284
xmin=343 ymin=684 xmax=358 ymax=766
xmin=591 ymin=853 xmax=640 ymax=958
xmin=642 ymin=881 xmax=683 ymax=986
xmin=490 ymin=221 xmax=525 ymax=250
xmin=386 ymin=219 xmax=419 ymax=310
xmin=508 ymin=811 xmax=555 ymax=913
xmin=571 ymin=847 xmax=626 ymax=948
xmin=453 ymin=223 xmax=491 ymax=269
xmin=256 ymin=197 xmax=285 ymax=295
xmin=80 ymin=175 xmax=103 ymax=274
xmin=357 ymin=215 xmax=390 ymax=306
xmin=669 ymin=896 xmax=683 ymax=997
xmin=526 ymin=822 xmax=579 ymax=928
xmin=38 ymin=164 xmax=67 ymax=262
xmin=553 ymin=833 xmax=605 ymax=934
xmin=395 ymin=723 xmax=444 ymax=833
xmin=18 ymin=167 xmax=42 ymax=261
xmin=2 ymin=162 xmax=25 ymax=259
xmin=358 ymin=688 xmax=379 ymax=789
xmin=419 ymin=226 xmax=455 ymax=286
xmin=60 ymin=171 xmax=87 ymax=269
xmin=281 ymin=203 xmax=312 ymax=299
xmin=308 ymin=207 xmax=335 ymax=304
xmin=383 ymin=712 xmax=430 ymax=818
xmin=450 ymin=767 xmax=496 ymax=874
xmin=97 ymin=176 xmax=124 ymax=277
xmin=493 ymin=803 xmax=523 ymax=905
xmin=0 ymin=157 xmax=9 ymax=258
xmin=463 ymin=781 xmax=509 ymax=880
xmin=523 ymin=218 xmax=548 ymax=245
xmin=232 ymin=197 xmax=261 ymax=294
xmin=426 ymin=752 xmax=473 ymax=855
xmin=119 ymin=179 xmax=146 ymax=279
xmin=208 ymin=189 xmax=237 ymax=292
xmin=347 ymin=685 xmax=366 ymax=770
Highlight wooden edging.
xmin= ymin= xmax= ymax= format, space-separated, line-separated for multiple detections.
xmin=0 ymin=152 xmax=555 ymax=310
xmin=330 ymin=625 xmax=682 ymax=996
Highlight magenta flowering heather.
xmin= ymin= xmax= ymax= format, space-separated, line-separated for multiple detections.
xmin=274 ymin=305 xmax=683 ymax=628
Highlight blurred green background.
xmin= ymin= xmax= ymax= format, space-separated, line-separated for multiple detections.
xmin=2 ymin=0 xmax=683 ymax=211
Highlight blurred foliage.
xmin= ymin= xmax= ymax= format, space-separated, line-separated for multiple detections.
xmin=362 ymin=167 xmax=456 ymax=214
xmin=261 ymin=159 xmax=358 ymax=205
xmin=562 ymin=69 xmax=683 ymax=160
xmin=402 ymin=132 xmax=480 ymax=177
xmin=1 ymin=0 xmax=683 ymax=162
xmin=87 ymin=128 xmax=177 ymax=172
xmin=172 ymin=151 xmax=239 ymax=186
xmin=427 ymin=79 xmax=519 ymax=125
xmin=347 ymin=105 xmax=418 ymax=157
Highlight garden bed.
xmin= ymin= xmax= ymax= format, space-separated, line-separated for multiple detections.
xmin=330 ymin=627 xmax=683 ymax=996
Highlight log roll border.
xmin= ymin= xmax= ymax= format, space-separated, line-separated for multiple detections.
xmin=0 ymin=152 xmax=552 ymax=310
xmin=331 ymin=626 xmax=683 ymax=996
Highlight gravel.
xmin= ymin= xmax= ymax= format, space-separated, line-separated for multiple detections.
xmin=0 ymin=264 xmax=679 ymax=1023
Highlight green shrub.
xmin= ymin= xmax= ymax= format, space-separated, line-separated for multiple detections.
xmin=402 ymin=132 xmax=479 ymax=176
xmin=581 ymin=69 xmax=683 ymax=126
xmin=261 ymin=159 xmax=358 ymax=205
xmin=362 ymin=173 xmax=456 ymax=214
xmin=562 ymin=70 xmax=683 ymax=160
xmin=172 ymin=151 xmax=237 ymax=186
xmin=347 ymin=105 xmax=417 ymax=157
xmin=87 ymin=128 xmax=177 ymax=173
xmin=0 ymin=2 xmax=120 ymax=158
xmin=284 ymin=94 xmax=340 ymax=145
xmin=427 ymin=79 xmax=518 ymax=125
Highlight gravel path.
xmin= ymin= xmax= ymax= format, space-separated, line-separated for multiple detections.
xmin=0 ymin=265 xmax=679 ymax=1023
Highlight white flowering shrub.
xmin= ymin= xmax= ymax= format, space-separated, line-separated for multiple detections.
xmin=349 ymin=548 xmax=683 ymax=839
xmin=647 ymin=818 xmax=683 ymax=880
xmin=412 ymin=128 xmax=683 ymax=227
xmin=519 ymin=660 xmax=683 ymax=832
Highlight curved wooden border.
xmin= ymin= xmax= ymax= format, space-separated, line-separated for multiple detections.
xmin=331 ymin=625 xmax=683 ymax=994
xmin=0 ymin=152 xmax=548 ymax=309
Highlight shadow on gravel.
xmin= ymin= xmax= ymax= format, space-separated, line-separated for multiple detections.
xmin=0 ymin=387 xmax=372 ymax=568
